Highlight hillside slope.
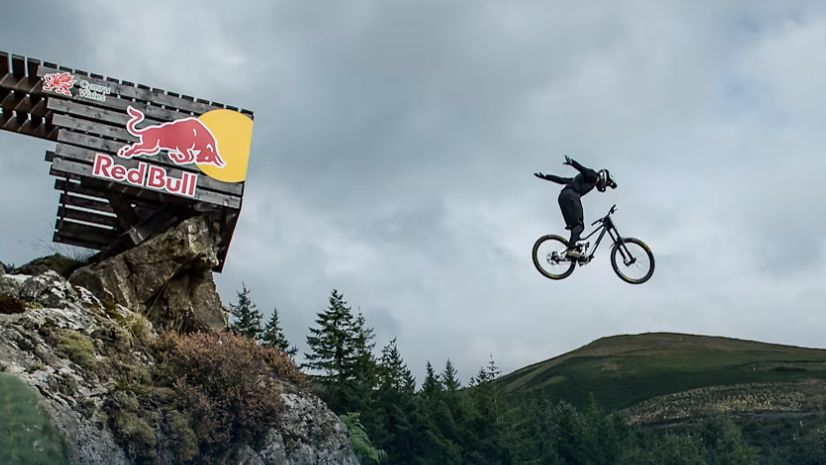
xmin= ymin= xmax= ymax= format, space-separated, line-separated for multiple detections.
xmin=498 ymin=332 xmax=826 ymax=413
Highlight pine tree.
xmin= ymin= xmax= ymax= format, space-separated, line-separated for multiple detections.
xmin=351 ymin=309 xmax=378 ymax=413
xmin=441 ymin=359 xmax=461 ymax=393
xmin=418 ymin=361 xmax=462 ymax=465
xmin=463 ymin=354 xmax=509 ymax=465
xmin=230 ymin=283 xmax=263 ymax=340
xmin=421 ymin=362 xmax=443 ymax=399
xmin=260 ymin=306 xmax=297 ymax=357
xmin=303 ymin=289 xmax=364 ymax=413
xmin=371 ymin=339 xmax=419 ymax=465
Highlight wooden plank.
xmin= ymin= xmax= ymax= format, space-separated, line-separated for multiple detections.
xmin=11 ymin=54 xmax=25 ymax=78
xmin=26 ymin=58 xmax=39 ymax=78
xmin=0 ymin=51 xmax=8 ymax=77
xmin=44 ymin=86 xmax=193 ymax=122
xmin=30 ymin=98 xmax=48 ymax=118
xmin=38 ymin=65 xmax=217 ymax=115
xmin=11 ymin=94 xmax=35 ymax=113
xmin=37 ymin=67 xmax=195 ymax=122
xmin=48 ymin=98 xmax=162 ymax=126
xmin=0 ymin=75 xmax=26 ymax=93
xmin=50 ymin=156 xmax=242 ymax=209
xmin=54 ymin=219 xmax=117 ymax=245
xmin=54 ymin=177 xmax=168 ymax=212
xmin=53 ymin=140 xmax=245 ymax=196
xmin=2 ymin=112 xmax=23 ymax=132
xmin=58 ymin=205 xmax=119 ymax=228
xmin=54 ymin=178 xmax=107 ymax=198
xmin=0 ymin=90 xmax=21 ymax=109
xmin=53 ymin=233 xmax=105 ymax=251
xmin=52 ymin=113 xmax=131 ymax=141
xmin=50 ymin=167 xmax=81 ymax=181
xmin=59 ymin=192 xmax=114 ymax=214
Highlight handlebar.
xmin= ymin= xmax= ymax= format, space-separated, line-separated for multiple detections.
xmin=591 ymin=205 xmax=618 ymax=226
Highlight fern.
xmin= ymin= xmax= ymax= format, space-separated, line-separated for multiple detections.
xmin=0 ymin=374 xmax=70 ymax=465
xmin=341 ymin=412 xmax=386 ymax=464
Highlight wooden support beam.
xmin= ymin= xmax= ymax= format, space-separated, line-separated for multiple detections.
xmin=53 ymin=233 xmax=105 ymax=251
xmin=57 ymin=205 xmax=119 ymax=228
xmin=105 ymin=193 xmax=140 ymax=231
xmin=53 ymin=218 xmax=117 ymax=245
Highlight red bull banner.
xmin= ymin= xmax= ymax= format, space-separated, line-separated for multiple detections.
xmin=88 ymin=105 xmax=254 ymax=196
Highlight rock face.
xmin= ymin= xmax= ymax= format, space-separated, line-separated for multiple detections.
xmin=69 ymin=216 xmax=228 ymax=332
xmin=0 ymin=270 xmax=358 ymax=465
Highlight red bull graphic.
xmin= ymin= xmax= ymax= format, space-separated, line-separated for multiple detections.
xmin=92 ymin=153 xmax=197 ymax=198
xmin=118 ymin=106 xmax=226 ymax=167
xmin=42 ymin=72 xmax=75 ymax=96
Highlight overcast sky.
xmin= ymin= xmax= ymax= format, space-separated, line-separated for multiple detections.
xmin=2 ymin=1 xmax=826 ymax=383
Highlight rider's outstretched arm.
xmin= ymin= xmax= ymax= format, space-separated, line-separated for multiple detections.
xmin=535 ymin=172 xmax=573 ymax=184
xmin=535 ymin=173 xmax=574 ymax=184
xmin=567 ymin=157 xmax=598 ymax=181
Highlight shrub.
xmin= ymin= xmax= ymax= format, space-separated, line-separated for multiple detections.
xmin=111 ymin=410 xmax=157 ymax=463
xmin=0 ymin=295 xmax=27 ymax=315
xmin=341 ymin=412 xmax=387 ymax=464
xmin=156 ymin=332 xmax=306 ymax=461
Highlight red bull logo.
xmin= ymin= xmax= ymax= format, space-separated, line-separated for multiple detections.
xmin=90 ymin=105 xmax=253 ymax=199
xmin=118 ymin=106 xmax=225 ymax=167
xmin=43 ymin=72 xmax=75 ymax=96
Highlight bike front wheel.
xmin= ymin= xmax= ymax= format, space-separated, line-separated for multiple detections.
xmin=611 ymin=237 xmax=655 ymax=284
xmin=532 ymin=235 xmax=576 ymax=280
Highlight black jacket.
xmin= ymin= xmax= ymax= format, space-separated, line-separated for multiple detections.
xmin=538 ymin=159 xmax=599 ymax=196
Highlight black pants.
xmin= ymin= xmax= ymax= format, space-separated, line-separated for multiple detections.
xmin=558 ymin=189 xmax=584 ymax=248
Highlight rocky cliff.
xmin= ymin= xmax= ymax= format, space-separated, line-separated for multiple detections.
xmin=0 ymin=216 xmax=358 ymax=465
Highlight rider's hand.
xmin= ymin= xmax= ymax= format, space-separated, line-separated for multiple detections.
xmin=564 ymin=155 xmax=573 ymax=165
xmin=534 ymin=172 xmax=545 ymax=179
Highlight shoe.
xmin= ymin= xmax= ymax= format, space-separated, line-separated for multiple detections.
xmin=565 ymin=248 xmax=584 ymax=259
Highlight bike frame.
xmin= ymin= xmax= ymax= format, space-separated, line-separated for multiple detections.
xmin=576 ymin=205 xmax=634 ymax=264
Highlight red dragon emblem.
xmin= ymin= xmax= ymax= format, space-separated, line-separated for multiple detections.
xmin=42 ymin=72 xmax=75 ymax=96
xmin=117 ymin=106 xmax=225 ymax=167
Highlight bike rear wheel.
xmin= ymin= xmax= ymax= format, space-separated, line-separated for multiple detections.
xmin=611 ymin=237 xmax=654 ymax=284
xmin=532 ymin=235 xmax=576 ymax=280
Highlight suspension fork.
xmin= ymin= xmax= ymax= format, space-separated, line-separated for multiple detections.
xmin=606 ymin=220 xmax=636 ymax=264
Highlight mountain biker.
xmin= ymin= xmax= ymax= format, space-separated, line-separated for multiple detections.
xmin=534 ymin=156 xmax=617 ymax=259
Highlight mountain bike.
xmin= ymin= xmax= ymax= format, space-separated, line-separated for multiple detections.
xmin=532 ymin=205 xmax=654 ymax=284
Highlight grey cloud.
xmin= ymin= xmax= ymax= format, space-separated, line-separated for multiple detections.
xmin=3 ymin=1 xmax=826 ymax=380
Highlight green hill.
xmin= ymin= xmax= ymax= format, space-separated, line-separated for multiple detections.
xmin=497 ymin=332 xmax=826 ymax=414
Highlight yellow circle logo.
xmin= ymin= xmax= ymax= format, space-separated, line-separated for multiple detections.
xmin=196 ymin=109 xmax=254 ymax=183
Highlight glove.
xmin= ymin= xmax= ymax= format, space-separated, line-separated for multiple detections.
xmin=564 ymin=155 xmax=573 ymax=166
xmin=533 ymin=172 xmax=546 ymax=179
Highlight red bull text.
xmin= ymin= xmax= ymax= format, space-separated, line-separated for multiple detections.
xmin=92 ymin=154 xmax=197 ymax=198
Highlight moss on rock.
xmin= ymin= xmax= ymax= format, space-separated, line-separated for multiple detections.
xmin=54 ymin=329 xmax=97 ymax=369
xmin=0 ymin=374 xmax=71 ymax=465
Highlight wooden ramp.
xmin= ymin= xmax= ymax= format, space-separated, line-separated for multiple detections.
xmin=0 ymin=51 xmax=255 ymax=271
